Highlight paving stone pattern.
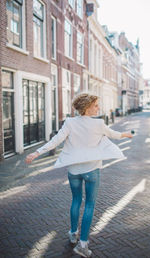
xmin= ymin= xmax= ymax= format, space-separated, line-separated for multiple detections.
xmin=0 ymin=112 xmax=150 ymax=257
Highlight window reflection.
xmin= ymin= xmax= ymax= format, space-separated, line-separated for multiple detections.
xmin=33 ymin=0 xmax=44 ymax=57
xmin=6 ymin=0 xmax=22 ymax=48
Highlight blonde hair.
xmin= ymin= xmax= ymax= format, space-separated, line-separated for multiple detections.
xmin=72 ymin=93 xmax=98 ymax=115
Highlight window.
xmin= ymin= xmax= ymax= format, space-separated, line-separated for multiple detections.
xmin=89 ymin=39 xmax=93 ymax=72
xmin=51 ymin=65 xmax=58 ymax=131
xmin=64 ymin=19 xmax=72 ymax=58
xmin=98 ymin=49 xmax=101 ymax=77
xmin=6 ymin=0 xmax=23 ymax=48
xmin=51 ymin=17 xmax=56 ymax=60
xmin=68 ymin=0 xmax=75 ymax=8
xmin=62 ymin=69 xmax=71 ymax=119
xmin=23 ymin=80 xmax=45 ymax=146
xmin=74 ymin=74 xmax=80 ymax=94
xmin=94 ymin=44 xmax=97 ymax=75
xmin=11 ymin=19 xmax=19 ymax=34
xmin=2 ymin=70 xmax=14 ymax=89
xmin=77 ymin=31 xmax=84 ymax=64
xmin=2 ymin=70 xmax=15 ymax=154
xmin=33 ymin=0 xmax=45 ymax=58
xmin=77 ymin=0 xmax=83 ymax=19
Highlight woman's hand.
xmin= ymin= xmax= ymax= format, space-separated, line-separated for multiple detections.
xmin=121 ymin=132 xmax=133 ymax=138
xmin=25 ymin=151 xmax=39 ymax=164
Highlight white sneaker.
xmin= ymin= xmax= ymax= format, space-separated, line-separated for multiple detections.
xmin=68 ymin=230 xmax=79 ymax=244
xmin=73 ymin=241 xmax=92 ymax=257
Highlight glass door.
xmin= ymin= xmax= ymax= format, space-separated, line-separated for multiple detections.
xmin=2 ymin=70 xmax=15 ymax=155
xmin=29 ymin=80 xmax=38 ymax=144
xmin=3 ymin=91 xmax=15 ymax=154
xmin=23 ymin=79 xmax=45 ymax=147
xmin=51 ymin=74 xmax=57 ymax=131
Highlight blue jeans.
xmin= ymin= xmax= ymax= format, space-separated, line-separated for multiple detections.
xmin=68 ymin=168 xmax=100 ymax=241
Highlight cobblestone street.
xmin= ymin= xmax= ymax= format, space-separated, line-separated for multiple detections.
xmin=0 ymin=112 xmax=150 ymax=258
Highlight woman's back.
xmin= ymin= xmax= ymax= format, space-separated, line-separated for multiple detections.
xmin=65 ymin=116 xmax=104 ymax=148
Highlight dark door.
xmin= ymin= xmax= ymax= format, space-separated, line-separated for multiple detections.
xmin=2 ymin=70 xmax=15 ymax=155
xmin=23 ymin=79 xmax=45 ymax=146
xmin=3 ymin=91 xmax=15 ymax=154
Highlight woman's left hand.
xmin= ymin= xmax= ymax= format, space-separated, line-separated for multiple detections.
xmin=25 ymin=152 xmax=39 ymax=164
xmin=121 ymin=132 xmax=133 ymax=138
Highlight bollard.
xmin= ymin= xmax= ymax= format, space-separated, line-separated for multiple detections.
xmin=111 ymin=111 xmax=115 ymax=123
xmin=105 ymin=115 xmax=109 ymax=125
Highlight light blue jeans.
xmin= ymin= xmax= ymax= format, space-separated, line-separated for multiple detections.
xmin=68 ymin=168 xmax=100 ymax=241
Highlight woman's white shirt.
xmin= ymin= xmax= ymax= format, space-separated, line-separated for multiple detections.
xmin=67 ymin=160 xmax=101 ymax=175
xmin=36 ymin=116 xmax=125 ymax=171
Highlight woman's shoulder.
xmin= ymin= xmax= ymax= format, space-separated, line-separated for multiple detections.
xmin=64 ymin=116 xmax=79 ymax=125
xmin=65 ymin=116 xmax=78 ymax=122
xmin=92 ymin=117 xmax=104 ymax=125
xmin=65 ymin=116 xmax=105 ymax=125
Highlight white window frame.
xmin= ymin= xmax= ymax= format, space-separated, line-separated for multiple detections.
xmin=74 ymin=73 xmax=80 ymax=94
xmin=33 ymin=0 xmax=47 ymax=59
xmin=64 ymin=18 xmax=73 ymax=59
xmin=77 ymin=31 xmax=84 ymax=65
xmin=94 ymin=43 xmax=97 ymax=76
xmin=62 ymin=68 xmax=71 ymax=120
xmin=51 ymin=16 xmax=56 ymax=60
xmin=6 ymin=0 xmax=27 ymax=52
xmin=51 ymin=64 xmax=59 ymax=131
xmin=89 ymin=39 xmax=92 ymax=72
xmin=76 ymin=0 xmax=83 ymax=19
xmin=68 ymin=0 xmax=75 ymax=9
xmin=98 ymin=47 xmax=102 ymax=78
xmin=2 ymin=68 xmax=16 ymax=157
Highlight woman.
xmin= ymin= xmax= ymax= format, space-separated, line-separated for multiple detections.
xmin=25 ymin=93 xmax=132 ymax=257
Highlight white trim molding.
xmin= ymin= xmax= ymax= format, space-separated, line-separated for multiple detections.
xmin=14 ymin=71 xmax=51 ymax=154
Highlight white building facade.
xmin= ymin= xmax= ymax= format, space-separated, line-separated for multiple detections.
xmin=87 ymin=1 xmax=118 ymax=118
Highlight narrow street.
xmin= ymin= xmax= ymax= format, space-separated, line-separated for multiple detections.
xmin=0 ymin=111 xmax=150 ymax=258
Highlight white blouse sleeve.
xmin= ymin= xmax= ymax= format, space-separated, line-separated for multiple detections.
xmin=101 ymin=120 xmax=122 ymax=140
xmin=36 ymin=118 xmax=70 ymax=155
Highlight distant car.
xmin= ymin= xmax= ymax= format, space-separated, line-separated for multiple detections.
xmin=115 ymin=108 xmax=122 ymax=116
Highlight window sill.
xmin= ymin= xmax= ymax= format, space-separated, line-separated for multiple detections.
xmin=65 ymin=55 xmax=75 ymax=62
xmin=77 ymin=13 xmax=83 ymax=20
xmin=33 ymin=55 xmax=49 ymax=64
xmin=6 ymin=43 xmax=29 ymax=55
xmin=52 ymin=57 xmax=57 ymax=61
xmin=76 ymin=62 xmax=85 ymax=68
xmin=103 ymin=79 xmax=109 ymax=83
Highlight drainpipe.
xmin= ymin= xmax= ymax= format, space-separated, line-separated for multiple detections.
xmin=87 ymin=19 xmax=90 ymax=92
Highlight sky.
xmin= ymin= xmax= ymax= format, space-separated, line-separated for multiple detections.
xmin=97 ymin=0 xmax=150 ymax=78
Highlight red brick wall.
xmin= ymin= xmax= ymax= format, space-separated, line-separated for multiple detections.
xmin=1 ymin=0 xmax=51 ymax=76
xmin=50 ymin=0 xmax=88 ymax=121
xmin=0 ymin=0 xmax=52 ymax=158
xmin=0 ymin=0 xmax=89 ymax=156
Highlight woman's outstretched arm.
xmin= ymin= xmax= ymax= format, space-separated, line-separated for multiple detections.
xmin=102 ymin=120 xmax=133 ymax=139
xmin=25 ymin=118 xmax=70 ymax=164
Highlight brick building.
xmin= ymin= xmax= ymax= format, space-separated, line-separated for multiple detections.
xmin=0 ymin=0 xmax=88 ymax=159
xmin=0 ymin=0 xmax=143 ymax=160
